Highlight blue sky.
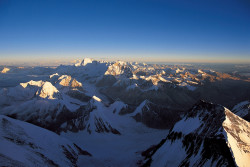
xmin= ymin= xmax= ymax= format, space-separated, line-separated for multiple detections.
xmin=0 ymin=0 xmax=250 ymax=64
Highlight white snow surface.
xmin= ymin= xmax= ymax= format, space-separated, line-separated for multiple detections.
xmin=150 ymin=106 xmax=250 ymax=167
xmin=129 ymin=100 xmax=148 ymax=116
xmin=20 ymin=80 xmax=44 ymax=88
xmin=104 ymin=61 xmax=132 ymax=77
xmin=0 ymin=115 xmax=88 ymax=167
xmin=151 ymin=139 xmax=187 ymax=167
xmin=49 ymin=73 xmax=59 ymax=78
xmin=19 ymin=80 xmax=59 ymax=99
xmin=108 ymin=100 xmax=127 ymax=114
xmin=37 ymin=81 xmax=59 ymax=99
xmin=62 ymin=97 xmax=168 ymax=167
xmin=172 ymin=117 xmax=201 ymax=135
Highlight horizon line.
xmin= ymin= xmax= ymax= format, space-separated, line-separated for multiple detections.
xmin=1 ymin=57 xmax=250 ymax=66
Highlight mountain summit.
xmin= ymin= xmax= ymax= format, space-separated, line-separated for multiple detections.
xmin=141 ymin=100 xmax=250 ymax=167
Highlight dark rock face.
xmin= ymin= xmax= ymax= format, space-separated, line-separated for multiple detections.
xmin=53 ymin=104 xmax=93 ymax=133
xmin=66 ymin=90 xmax=92 ymax=102
xmin=132 ymin=100 xmax=181 ymax=129
xmin=139 ymin=138 xmax=167 ymax=167
xmin=94 ymin=117 xmax=121 ymax=135
xmin=96 ymin=75 xmax=117 ymax=87
xmin=119 ymin=105 xmax=136 ymax=115
xmin=141 ymin=100 xmax=238 ymax=167
xmin=6 ymin=103 xmax=73 ymax=133
xmin=99 ymin=81 xmax=197 ymax=111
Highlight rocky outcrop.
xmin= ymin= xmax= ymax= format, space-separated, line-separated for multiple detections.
xmin=130 ymin=100 xmax=181 ymax=129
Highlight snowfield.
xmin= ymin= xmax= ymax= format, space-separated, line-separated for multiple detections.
xmin=0 ymin=115 xmax=91 ymax=167
xmin=62 ymin=117 xmax=168 ymax=167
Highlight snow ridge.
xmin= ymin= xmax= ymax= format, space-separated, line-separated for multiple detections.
xmin=142 ymin=100 xmax=250 ymax=167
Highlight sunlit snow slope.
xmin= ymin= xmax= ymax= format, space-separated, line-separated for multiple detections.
xmin=142 ymin=100 xmax=250 ymax=167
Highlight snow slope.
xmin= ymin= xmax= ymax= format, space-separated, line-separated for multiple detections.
xmin=0 ymin=78 xmax=89 ymax=133
xmin=232 ymin=100 xmax=250 ymax=121
xmin=142 ymin=100 xmax=250 ymax=167
xmin=62 ymin=100 xmax=168 ymax=167
xmin=0 ymin=115 xmax=91 ymax=167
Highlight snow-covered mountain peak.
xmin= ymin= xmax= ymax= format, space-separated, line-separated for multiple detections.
xmin=59 ymin=58 xmax=109 ymax=77
xmin=108 ymin=100 xmax=128 ymax=114
xmin=177 ymin=100 xmax=228 ymax=136
xmin=69 ymin=95 xmax=122 ymax=135
xmin=74 ymin=58 xmax=94 ymax=66
xmin=19 ymin=80 xmax=61 ymax=100
xmin=188 ymin=100 xmax=224 ymax=116
xmin=1 ymin=67 xmax=10 ymax=73
xmin=58 ymin=75 xmax=72 ymax=86
xmin=105 ymin=61 xmax=133 ymax=78
xmin=50 ymin=74 xmax=83 ymax=91
xmin=116 ymin=60 xmax=127 ymax=66
xmin=222 ymin=108 xmax=250 ymax=167
xmin=71 ymin=78 xmax=82 ymax=88
xmin=142 ymin=101 xmax=250 ymax=167
xmin=80 ymin=58 xmax=94 ymax=66
xmin=36 ymin=81 xmax=59 ymax=99
xmin=20 ymin=80 xmax=44 ymax=88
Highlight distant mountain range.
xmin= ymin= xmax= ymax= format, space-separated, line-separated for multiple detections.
xmin=0 ymin=58 xmax=249 ymax=166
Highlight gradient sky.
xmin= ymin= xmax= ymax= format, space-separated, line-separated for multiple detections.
xmin=0 ymin=0 xmax=250 ymax=64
